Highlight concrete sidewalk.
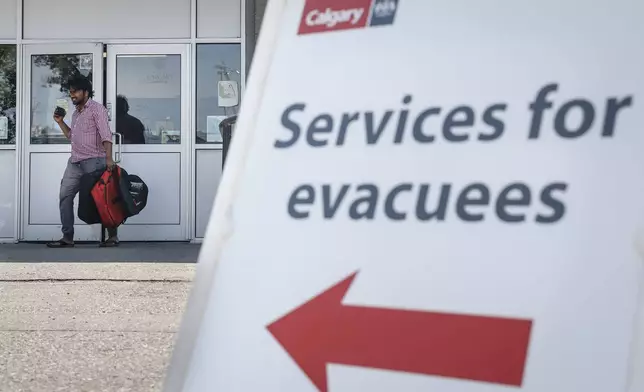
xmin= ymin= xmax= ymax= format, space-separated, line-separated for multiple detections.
xmin=0 ymin=263 xmax=194 ymax=392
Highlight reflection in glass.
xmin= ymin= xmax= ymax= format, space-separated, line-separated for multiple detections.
xmin=116 ymin=55 xmax=181 ymax=144
xmin=116 ymin=95 xmax=145 ymax=144
xmin=30 ymin=53 xmax=93 ymax=144
xmin=196 ymin=44 xmax=242 ymax=144
xmin=0 ymin=45 xmax=17 ymax=145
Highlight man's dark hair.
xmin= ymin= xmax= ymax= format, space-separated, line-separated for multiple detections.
xmin=67 ymin=75 xmax=94 ymax=98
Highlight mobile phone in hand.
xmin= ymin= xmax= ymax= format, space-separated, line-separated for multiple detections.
xmin=54 ymin=106 xmax=66 ymax=117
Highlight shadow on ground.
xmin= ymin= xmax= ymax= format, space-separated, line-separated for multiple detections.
xmin=0 ymin=242 xmax=201 ymax=263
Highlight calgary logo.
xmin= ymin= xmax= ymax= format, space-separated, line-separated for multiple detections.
xmin=298 ymin=0 xmax=399 ymax=35
xmin=304 ymin=7 xmax=365 ymax=28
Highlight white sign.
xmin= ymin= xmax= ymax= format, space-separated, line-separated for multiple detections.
xmin=218 ymin=80 xmax=239 ymax=108
xmin=0 ymin=117 xmax=7 ymax=140
xmin=164 ymin=1 xmax=644 ymax=392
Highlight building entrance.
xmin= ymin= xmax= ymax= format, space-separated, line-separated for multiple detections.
xmin=20 ymin=43 xmax=190 ymax=242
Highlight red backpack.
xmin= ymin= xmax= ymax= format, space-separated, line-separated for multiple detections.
xmin=91 ymin=167 xmax=127 ymax=228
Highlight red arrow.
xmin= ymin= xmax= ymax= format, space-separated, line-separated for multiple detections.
xmin=267 ymin=272 xmax=533 ymax=392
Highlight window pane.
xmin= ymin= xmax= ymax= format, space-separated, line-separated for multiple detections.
xmin=30 ymin=53 xmax=93 ymax=144
xmin=0 ymin=45 xmax=16 ymax=145
xmin=196 ymin=44 xmax=242 ymax=144
xmin=116 ymin=54 xmax=182 ymax=144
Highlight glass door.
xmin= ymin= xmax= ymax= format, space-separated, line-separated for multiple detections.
xmin=21 ymin=43 xmax=105 ymax=241
xmin=106 ymin=44 xmax=189 ymax=241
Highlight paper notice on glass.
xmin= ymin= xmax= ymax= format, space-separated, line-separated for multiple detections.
xmin=79 ymin=54 xmax=92 ymax=71
xmin=218 ymin=81 xmax=239 ymax=108
xmin=206 ymin=116 xmax=227 ymax=143
xmin=0 ymin=117 xmax=8 ymax=140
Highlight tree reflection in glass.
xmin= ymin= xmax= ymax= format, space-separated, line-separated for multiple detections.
xmin=30 ymin=53 xmax=93 ymax=144
xmin=0 ymin=45 xmax=16 ymax=145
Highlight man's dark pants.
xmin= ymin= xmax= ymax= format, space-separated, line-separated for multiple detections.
xmin=59 ymin=157 xmax=117 ymax=241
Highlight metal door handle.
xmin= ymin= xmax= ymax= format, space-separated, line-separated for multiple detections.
xmin=112 ymin=132 xmax=122 ymax=163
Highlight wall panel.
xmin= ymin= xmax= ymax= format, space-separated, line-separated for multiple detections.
xmin=195 ymin=149 xmax=223 ymax=238
xmin=197 ymin=0 xmax=241 ymax=38
xmin=0 ymin=0 xmax=17 ymax=39
xmin=24 ymin=0 xmax=191 ymax=39
xmin=0 ymin=150 xmax=15 ymax=239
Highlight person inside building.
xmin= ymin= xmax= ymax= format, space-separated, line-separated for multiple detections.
xmin=116 ymin=95 xmax=146 ymax=144
xmin=46 ymin=75 xmax=120 ymax=248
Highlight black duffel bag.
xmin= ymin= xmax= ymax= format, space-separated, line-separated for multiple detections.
xmin=78 ymin=168 xmax=104 ymax=224
xmin=117 ymin=166 xmax=149 ymax=218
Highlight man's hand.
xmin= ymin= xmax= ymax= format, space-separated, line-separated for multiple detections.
xmin=54 ymin=114 xmax=71 ymax=139
xmin=106 ymin=156 xmax=115 ymax=171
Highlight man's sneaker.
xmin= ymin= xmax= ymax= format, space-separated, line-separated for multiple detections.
xmin=46 ymin=238 xmax=74 ymax=248
xmin=99 ymin=237 xmax=119 ymax=248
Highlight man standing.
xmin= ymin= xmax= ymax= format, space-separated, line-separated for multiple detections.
xmin=46 ymin=75 xmax=119 ymax=248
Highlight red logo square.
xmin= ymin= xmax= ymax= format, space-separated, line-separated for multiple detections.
xmin=298 ymin=0 xmax=373 ymax=35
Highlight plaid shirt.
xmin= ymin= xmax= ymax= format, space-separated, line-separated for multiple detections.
xmin=69 ymin=99 xmax=113 ymax=163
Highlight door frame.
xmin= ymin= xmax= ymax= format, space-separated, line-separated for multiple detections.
xmin=105 ymin=43 xmax=192 ymax=241
xmin=19 ymin=43 xmax=105 ymax=241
